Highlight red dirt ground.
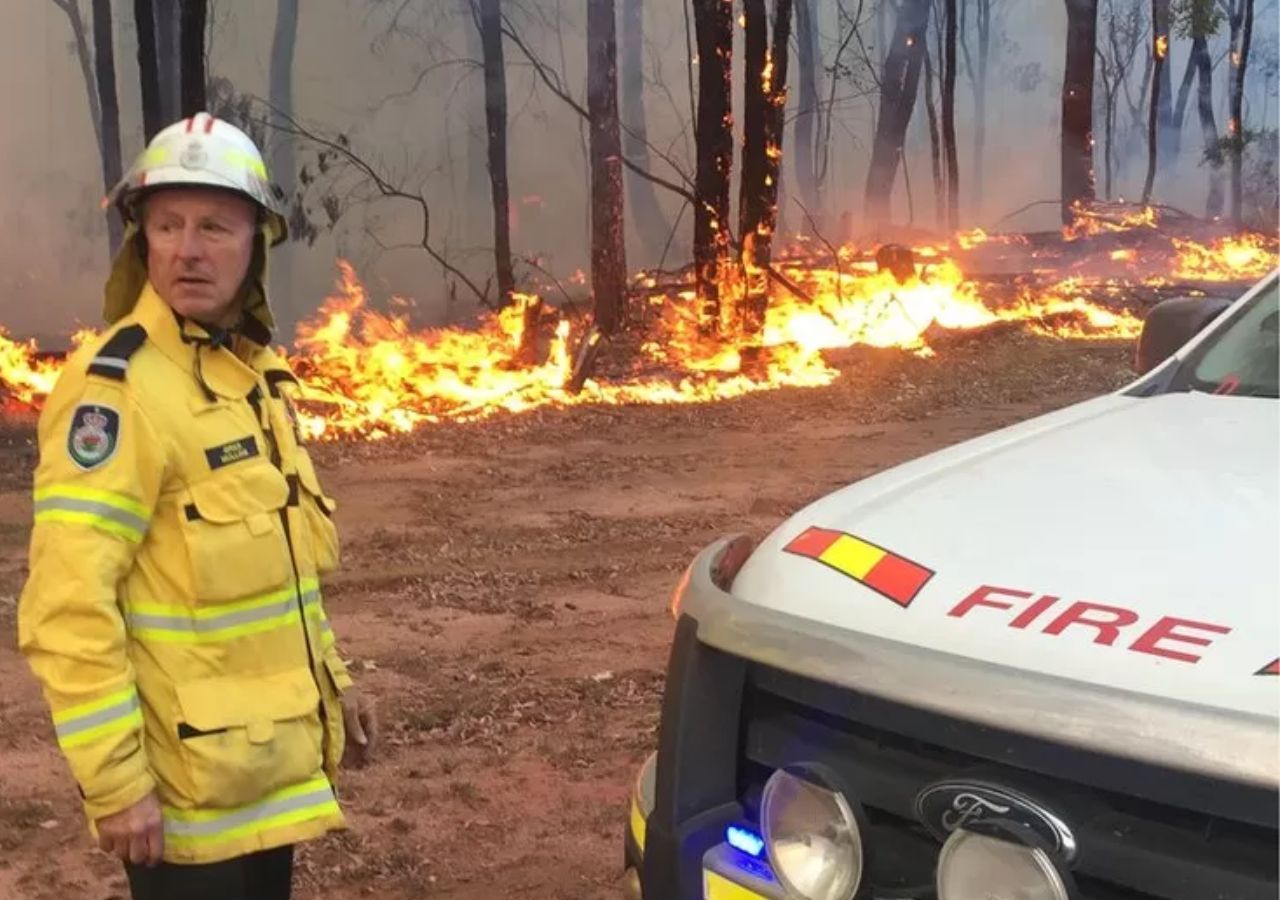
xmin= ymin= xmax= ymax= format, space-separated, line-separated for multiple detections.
xmin=0 ymin=334 xmax=1135 ymax=899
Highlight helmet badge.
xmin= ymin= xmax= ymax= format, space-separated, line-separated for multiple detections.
xmin=179 ymin=140 xmax=208 ymax=171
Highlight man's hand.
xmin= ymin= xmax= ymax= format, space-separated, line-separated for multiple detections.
xmin=96 ymin=791 xmax=164 ymax=866
xmin=341 ymin=687 xmax=378 ymax=768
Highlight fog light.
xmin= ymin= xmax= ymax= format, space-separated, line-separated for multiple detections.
xmin=937 ymin=829 xmax=1072 ymax=900
xmin=761 ymin=766 xmax=864 ymax=900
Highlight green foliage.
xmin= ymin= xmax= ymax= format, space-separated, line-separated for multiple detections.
xmin=1172 ymin=0 xmax=1224 ymax=39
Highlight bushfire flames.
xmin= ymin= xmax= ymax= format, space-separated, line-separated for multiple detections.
xmin=0 ymin=223 xmax=1275 ymax=440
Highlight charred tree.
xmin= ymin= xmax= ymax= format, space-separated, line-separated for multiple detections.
xmin=864 ymin=0 xmax=932 ymax=226
xmin=134 ymin=0 xmax=163 ymax=139
xmin=179 ymin=0 xmax=207 ymax=115
xmin=692 ymin=0 xmax=734 ymax=331
xmin=1142 ymin=0 xmax=1170 ymax=203
xmin=924 ymin=47 xmax=945 ymax=225
xmin=969 ymin=0 xmax=993 ymax=210
xmin=1156 ymin=6 xmax=1176 ymax=159
xmin=476 ymin=0 xmax=517 ymax=308
xmin=269 ymin=0 xmax=300 ymax=318
xmin=153 ymin=0 xmax=182 ymax=120
xmin=588 ymin=0 xmax=628 ymax=335
xmin=793 ymin=0 xmax=821 ymax=224
xmin=760 ymin=0 xmax=793 ymax=244
xmin=1187 ymin=35 xmax=1224 ymax=215
xmin=739 ymin=0 xmax=793 ymax=267
xmin=619 ymin=0 xmax=669 ymax=262
xmin=1061 ymin=0 xmax=1099 ymax=223
xmin=269 ymin=0 xmax=300 ymax=208
xmin=738 ymin=0 xmax=793 ymax=333
xmin=51 ymin=0 xmax=123 ymax=255
xmin=942 ymin=0 xmax=959 ymax=230
xmin=91 ymin=0 xmax=123 ymax=254
xmin=1228 ymin=0 xmax=1254 ymax=227
xmin=740 ymin=0 xmax=768 ymax=256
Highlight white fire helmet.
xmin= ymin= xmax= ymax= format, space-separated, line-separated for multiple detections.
xmin=105 ymin=112 xmax=288 ymax=246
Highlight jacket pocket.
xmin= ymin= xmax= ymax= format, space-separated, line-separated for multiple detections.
xmin=295 ymin=453 xmax=340 ymax=576
xmin=174 ymin=668 xmax=323 ymax=808
xmin=182 ymin=462 xmax=292 ymax=603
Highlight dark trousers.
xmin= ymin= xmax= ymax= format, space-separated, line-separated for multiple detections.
xmin=125 ymin=845 xmax=294 ymax=900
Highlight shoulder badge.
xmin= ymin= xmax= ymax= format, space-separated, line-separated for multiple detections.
xmin=67 ymin=404 xmax=121 ymax=470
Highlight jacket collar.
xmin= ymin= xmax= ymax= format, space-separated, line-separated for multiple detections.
xmin=131 ymin=283 xmax=263 ymax=400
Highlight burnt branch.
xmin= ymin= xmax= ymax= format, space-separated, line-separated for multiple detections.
xmin=255 ymin=107 xmax=497 ymax=311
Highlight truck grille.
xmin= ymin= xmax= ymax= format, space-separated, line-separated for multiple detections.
xmin=738 ymin=662 xmax=1277 ymax=900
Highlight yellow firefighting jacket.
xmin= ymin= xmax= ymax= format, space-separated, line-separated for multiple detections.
xmin=18 ymin=284 xmax=353 ymax=864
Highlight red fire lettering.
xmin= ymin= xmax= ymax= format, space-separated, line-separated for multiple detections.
xmin=948 ymin=585 xmax=1033 ymax=619
xmin=1009 ymin=595 xmax=1060 ymax=629
xmin=1043 ymin=602 xmax=1140 ymax=646
xmin=1130 ymin=617 xmax=1232 ymax=664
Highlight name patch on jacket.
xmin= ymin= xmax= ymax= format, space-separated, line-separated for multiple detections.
xmin=67 ymin=404 xmax=121 ymax=470
xmin=205 ymin=436 xmax=260 ymax=470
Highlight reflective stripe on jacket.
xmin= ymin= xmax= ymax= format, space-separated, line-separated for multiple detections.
xmin=19 ymin=284 xmax=353 ymax=864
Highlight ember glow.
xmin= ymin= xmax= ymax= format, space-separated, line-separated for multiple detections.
xmin=1063 ymin=201 xmax=1159 ymax=240
xmin=0 ymin=226 xmax=1274 ymax=440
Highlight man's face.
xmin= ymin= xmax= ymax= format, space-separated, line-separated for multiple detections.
xmin=142 ymin=188 xmax=257 ymax=328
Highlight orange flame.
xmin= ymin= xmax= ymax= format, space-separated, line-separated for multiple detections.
xmin=2 ymin=223 xmax=1274 ymax=441
xmin=1171 ymin=234 xmax=1277 ymax=281
xmin=1063 ymin=202 xmax=1158 ymax=240
xmin=0 ymin=328 xmax=95 ymax=410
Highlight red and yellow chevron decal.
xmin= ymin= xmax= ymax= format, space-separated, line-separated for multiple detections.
xmin=784 ymin=527 xmax=934 ymax=608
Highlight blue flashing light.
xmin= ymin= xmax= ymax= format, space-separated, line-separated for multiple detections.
xmin=726 ymin=824 xmax=765 ymax=858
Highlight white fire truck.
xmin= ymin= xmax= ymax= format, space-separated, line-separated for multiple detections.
xmin=624 ymin=271 xmax=1278 ymax=900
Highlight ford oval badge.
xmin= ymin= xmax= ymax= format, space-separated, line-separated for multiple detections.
xmin=915 ymin=781 xmax=1077 ymax=861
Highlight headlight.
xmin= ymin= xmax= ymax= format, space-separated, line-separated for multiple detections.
xmin=937 ymin=829 xmax=1072 ymax=900
xmin=760 ymin=766 xmax=864 ymax=900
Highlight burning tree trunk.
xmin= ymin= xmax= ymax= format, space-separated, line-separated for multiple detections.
xmin=134 ymin=0 xmax=164 ymax=139
xmin=692 ymin=0 xmax=734 ymax=332
xmin=619 ymin=0 xmax=669 ymax=263
xmin=793 ymin=0 xmax=821 ymax=225
xmin=864 ymin=0 xmax=932 ymax=226
xmin=476 ymin=0 xmax=517 ymax=308
xmin=1141 ymin=0 xmax=1170 ymax=204
xmin=740 ymin=0 xmax=768 ymax=259
xmin=1060 ymin=0 xmax=1099 ymax=223
xmin=738 ymin=0 xmax=793 ymax=334
xmin=588 ymin=0 xmax=628 ymax=335
xmin=739 ymin=0 xmax=793 ymax=263
xmin=941 ymin=0 xmax=959 ymax=231
xmin=92 ymin=0 xmax=123 ymax=255
xmin=1228 ymin=0 xmax=1254 ymax=228
xmin=179 ymin=0 xmax=207 ymax=116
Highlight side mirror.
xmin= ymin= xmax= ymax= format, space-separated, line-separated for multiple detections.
xmin=1135 ymin=295 xmax=1232 ymax=375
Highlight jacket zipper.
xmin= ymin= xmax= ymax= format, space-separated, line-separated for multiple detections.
xmin=248 ymin=387 xmax=327 ymax=708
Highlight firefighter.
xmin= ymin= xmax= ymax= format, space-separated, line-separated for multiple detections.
xmin=17 ymin=113 xmax=377 ymax=900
